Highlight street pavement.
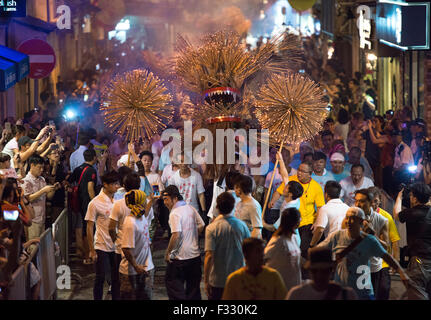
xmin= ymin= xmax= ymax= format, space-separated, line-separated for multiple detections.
xmin=57 ymin=226 xmax=407 ymax=300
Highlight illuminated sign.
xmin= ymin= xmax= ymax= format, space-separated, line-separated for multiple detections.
xmin=0 ymin=0 xmax=26 ymax=17
xmin=357 ymin=5 xmax=372 ymax=49
xmin=376 ymin=0 xmax=430 ymax=50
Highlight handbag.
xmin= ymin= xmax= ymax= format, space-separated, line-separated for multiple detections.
xmin=69 ymin=165 xmax=90 ymax=213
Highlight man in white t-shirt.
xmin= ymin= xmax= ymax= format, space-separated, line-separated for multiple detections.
xmin=85 ymin=171 xmax=120 ymax=300
xmin=207 ymin=171 xmax=242 ymax=222
xmin=1 ymin=124 xmax=25 ymax=167
xmin=109 ymin=172 xmax=154 ymax=299
xmin=310 ymin=181 xmax=349 ymax=248
xmin=168 ymin=153 xmax=206 ymax=214
xmin=340 ymin=164 xmax=374 ymax=206
xmin=163 ymin=185 xmax=205 ymax=300
xmin=119 ymin=189 xmax=155 ymax=300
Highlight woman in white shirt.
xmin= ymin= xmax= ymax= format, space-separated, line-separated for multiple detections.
xmin=264 ymin=207 xmax=302 ymax=292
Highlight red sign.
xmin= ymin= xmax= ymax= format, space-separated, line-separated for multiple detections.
xmin=17 ymin=39 xmax=56 ymax=79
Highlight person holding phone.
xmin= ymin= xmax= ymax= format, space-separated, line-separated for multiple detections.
xmin=22 ymin=155 xmax=59 ymax=242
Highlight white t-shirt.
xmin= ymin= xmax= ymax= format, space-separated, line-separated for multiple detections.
xmin=146 ymin=172 xmax=164 ymax=193
xmin=264 ymin=234 xmax=302 ymax=292
xmin=286 ymin=280 xmax=357 ymax=300
xmin=2 ymin=137 xmax=18 ymax=167
xmin=119 ymin=214 xmax=154 ymax=275
xmin=314 ymin=199 xmax=350 ymax=237
xmin=85 ymin=190 xmax=115 ymax=252
xmin=161 ymin=164 xmax=178 ymax=186
xmin=234 ymin=197 xmax=263 ymax=232
xmin=207 ymin=178 xmax=226 ymax=220
xmin=168 ymin=202 xmax=205 ymax=260
xmin=109 ymin=198 xmax=129 ymax=255
xmin=340 ymin=176 xmax=374 ymax=207
xmin=393 ymin=142 xmax=414 ymax=170
xmin=168 ymin=169 xmax=205 ymax=211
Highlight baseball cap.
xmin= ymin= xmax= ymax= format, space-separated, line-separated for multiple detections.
xmin=330 ymin=152 xmax=345 ymax=162
xmin=346 ymin=207 xmax=366 ymax=220
xmin=18 ymin=136 xmax=34 ymax=149
xmin=412 ymin=118 xmax=426 ymax=127
xmin=162 ymin=185 xmax=183 ymax=200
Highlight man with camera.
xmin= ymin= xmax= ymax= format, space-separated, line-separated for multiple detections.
xmin=394 ymin=182 xmax=431 ymax=300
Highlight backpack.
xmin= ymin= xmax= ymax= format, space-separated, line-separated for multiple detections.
xmin=69 ymin=165 xmax=90 ymax=213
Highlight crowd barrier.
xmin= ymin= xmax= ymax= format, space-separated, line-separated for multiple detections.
xmin=5 ymin=209 xmax=69 ymax=300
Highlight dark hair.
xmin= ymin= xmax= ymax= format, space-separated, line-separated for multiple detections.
xmin=242 ymin=238 xmax=265 ymax=260
xmin=288 ymin=181 xmax=304 ymax=200
xmin=367 ymin=186 xmax=382 ymax=199
xmin=83 ymin=149 xmax=97 ymax=162
xmin=15 ymin=125 xmax=26 ymax=135
xmin=374 ymin=115 xmax=384 ymax=126
xmin=274 ymin=208 xmax=301 ymax=237
xmin=349 ymin=146 xmax=361 ymax=155
xmin=234 ymin=174 xmax=253 ymax=195
xmin=162 ymin=185 xmax=184 ymax=201
xmin=78 ymin=134 xmax=90 ymax=146
xmin=324 ymin=181 xmax=342 ymax=199
xmin=101 ymin=171 xmax=120 ymax=185
xmin=86 ymin=128 xmax=97 ymax=139
xmin=351 ymin=164 xmax=364 ymax=172
xmin=337 ymin=108 xmax=349 ymax=125
xmin=27 ymin=128 xmax=39 ymax=139
xmin=28 ymin=155 xmax=44 ymax=166
xmin=118 ymin=166 xmax=133 ymax=187
xmin=355 ymin=188 xmax=374 ymax=202
xmin=216 ymin=192 xmax=236 ymax=215
xmin=139 ymin=150 xmax=154 ymax=162
xmin=313 ymin=151 xmax=327 ymax=162
xmin=321 ymin=130 xmax=334 ymax=138
xmin=225 ymin=171 xmax=241 ymax=190
xmin=324 ymin=117 xmax=335 ymax=124
xmin=409 ymin=182 xmax=431 ymax=204
xmin=123 ymin=172 xmax=141 ymax=191
xmin=352 ymin=112 xmax=364 ymax=121
xmin=2 ymin=178 xmax=18 ymax=201
xmin=0 ymin=153 xmax=11 ymax=163
xmin=302 ymin=153 xmax=314 ymax=162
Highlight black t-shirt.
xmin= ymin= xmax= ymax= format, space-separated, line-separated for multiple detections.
xmin=362 ymin=130 xmax=381 ymax=167
xmin=69 ymin=163 xmax=97 ymax=208
xmin=399 ymin=205 xmax=431 ymax=259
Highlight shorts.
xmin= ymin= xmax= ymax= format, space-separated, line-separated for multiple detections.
xmin=71 ymin=211 xmax=88 ymax=236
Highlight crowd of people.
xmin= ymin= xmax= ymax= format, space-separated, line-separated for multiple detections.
xmin=1 ymin=32 xmax=431 ymax=300
xmin=0 ymin=90 xmax=430 ymax=300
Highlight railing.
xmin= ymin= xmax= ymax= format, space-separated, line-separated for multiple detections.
xmin=5 ymin=209 xmax=69 ymax=300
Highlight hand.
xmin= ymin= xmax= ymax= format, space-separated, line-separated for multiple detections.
xmin=165 ymin=254 xmax=171 ymax=264
xmin=89 ymin=250 xmax=97 ymax=262
xmin=204 ymin=282 xmax=212 ymax=298
xmin=397 ymin=188 xmax=404 ymax=200
xmin=54 ymin=182 xmax=61 ymax=190
xmin=367 ymin=120 xmax=373 ymax=129
xmin=134 ymin=264 xmax=148 ymax=275
xmin=43 ymin=185 xmax=56 ymax=194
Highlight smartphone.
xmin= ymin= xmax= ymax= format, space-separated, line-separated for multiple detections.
xmin=84 ymin=94 xmax=89 ymax=102
xmin=5 ymin=122 xmax=11 ymax=131
xmin=3 ymin=210 xmax=19 ymax=221
xmin=152 ymin=185 xmax=160 ymax=197
xmin=48 ymin=120 xmax=55 ymax=128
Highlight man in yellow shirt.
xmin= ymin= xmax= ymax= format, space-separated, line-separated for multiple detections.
xmin=222 ymin=238 xmax=287 ymax=300
xmin=269 ymin=158 xmax=325 ymax=264
xmin=368 ymin=186 xmax=400 ymax=300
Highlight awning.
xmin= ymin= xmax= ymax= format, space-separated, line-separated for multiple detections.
xmin=0 ymin=45 xmax=30 ymax=81
xmin=0 ymin=57 xmax=17 ymax=91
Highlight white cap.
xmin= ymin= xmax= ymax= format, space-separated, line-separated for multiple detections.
xmin=330 ymin=152 xmax=345 ymax=162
